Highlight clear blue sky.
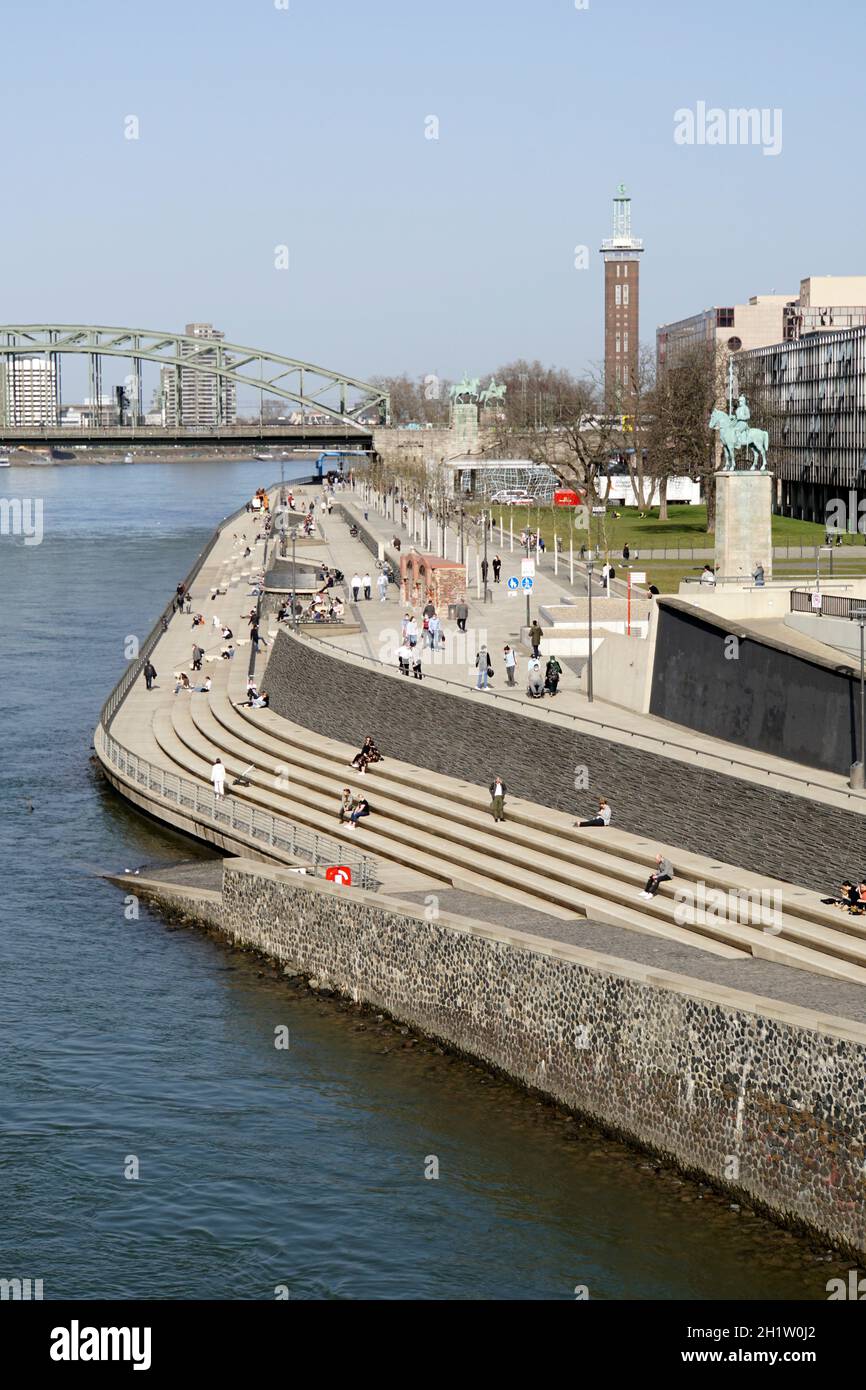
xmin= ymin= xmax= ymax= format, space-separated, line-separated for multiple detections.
xmin=1 ymin=0 xmax=862 ymax=384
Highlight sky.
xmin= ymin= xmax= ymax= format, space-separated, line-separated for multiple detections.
xmin=1 ymin=0 xmax=863 ymax=389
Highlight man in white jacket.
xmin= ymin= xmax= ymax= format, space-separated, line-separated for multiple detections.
xmin=211 ymin=758 xmax=226 ymax=800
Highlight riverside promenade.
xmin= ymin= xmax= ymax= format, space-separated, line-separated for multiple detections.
xmin=328 ymin=487 xmax=866 ymax=815
xmin=94 ymin=482 xmax=866 ymax=1258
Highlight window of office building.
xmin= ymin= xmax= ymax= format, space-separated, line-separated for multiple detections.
xmin=716 ymin=308 xmax=735 ymax=328
xmin=615 ymin=285 xmax=621 ymax=306
xmin=623 ymin=284 xmax=629 ymax=306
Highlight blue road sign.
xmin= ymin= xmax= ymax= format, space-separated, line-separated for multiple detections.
xmin=507 ymin=576 xmax=519 ymax=590
xmin=521 ymin=576 xmax=534 ymax=590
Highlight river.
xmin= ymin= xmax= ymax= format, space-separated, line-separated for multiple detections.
xmin=0 ymin=459 xmax=847 ymax=1300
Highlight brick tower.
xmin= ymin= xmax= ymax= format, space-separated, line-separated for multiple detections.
xmin=600 ymin=185 xmax=643 ymax=411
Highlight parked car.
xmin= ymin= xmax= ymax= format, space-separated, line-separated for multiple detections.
xmin=490 ymin=489 xmax=534 ymax=505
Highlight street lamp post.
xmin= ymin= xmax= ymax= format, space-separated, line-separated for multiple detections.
xmin=483 ymin=508 xmax=490 ymax=604
xmin=850 ymin=608 xmax=866 ymax=789
xmin=586 ymin=555 xmax=594 ymax=703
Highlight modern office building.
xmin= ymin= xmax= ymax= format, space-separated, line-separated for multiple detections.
xmin=740 ymin=324 xmax=866 ymax=522
xmin=657 ymin=277 xmax=866 ymax=371
xmin=161 ymin=323 xmax=237 ymax=428
xmin=600 ymin=186 xmax=643 ymax=407
xmin=0 ymin=357 xmax=58 ymax=427
xmin=656 ymin=293 xmax=795 ymax=371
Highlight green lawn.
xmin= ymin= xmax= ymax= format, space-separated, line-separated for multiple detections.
xmin=484 ymin=503 xmax=836 ymax=552
xmin=475 ymin=504 xmax=866 ymax=594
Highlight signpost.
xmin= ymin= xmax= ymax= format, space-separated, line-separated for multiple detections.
xmin=521 ymin=573 xmax=533 ymax=626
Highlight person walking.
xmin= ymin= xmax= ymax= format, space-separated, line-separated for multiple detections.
xmin=363 ymin=572 xmax=372 ymax=600
xmin=396 ymin=641 xmax=411 ymax=675
xmin=411 ymin=650 xmax=423 ymax=680
xmin=489 ymin=776 xmax=507 ymax=823
xmin=503 ymin=644 xmax=517 ymax=686
xmin=143 ymin=660 xmax=157 ymax=691
xmin=528 ymin=619 xmax=543 ymax=658
xmin=622 ymin=542 xmax=630 ymax=564
xmin=351 ymin=573 xmax=361 ymax=602
xmin=192 ymin=644 xmax=204 ymax=671
xmin=455 ymin=600 xmax=468 ymax=633
xmin=752 ymin=561 xmax=765 ymax=587
xmin=544 ymin=655 xmax=563 ymax=695
xmin=640 ymin=853 xmax=674 ymax=900
xmin=576 ymin=797 xmax=611 ymax=828
xmin=475 ymin=644 xmax=493 ymax=690
xmin=377 ymin=570 xmax=388 ymax=602
xmin=428 ymin=613 xmax=440 ymax=649
xmin=492 ymin=554 xmax=502 ymax=583
xmin=481 ymin=557 xmax=489 ymax=585
xmin=211 ymin=758 xmax=226 ymax=800
xmin=407 ymin=616 xmax=419 ymax=648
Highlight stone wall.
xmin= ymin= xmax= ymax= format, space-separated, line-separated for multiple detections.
xmin=266 ymin=631 xmax=865 ymax=892
xmin=220 ymin=859 xmax=866 ymax=1256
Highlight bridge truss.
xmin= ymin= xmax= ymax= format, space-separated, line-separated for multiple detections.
xmin=0 ymin=325 xmax=389 ymax=430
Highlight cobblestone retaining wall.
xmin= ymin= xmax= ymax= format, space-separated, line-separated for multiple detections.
xmin=220 ymin=861 xmax=866 ymax=1255
xmin=266 ymin=632 xmax=864 ymax=893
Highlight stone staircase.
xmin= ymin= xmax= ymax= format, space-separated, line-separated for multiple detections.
xmin=144 ymin=653 xmax=866 ymax=984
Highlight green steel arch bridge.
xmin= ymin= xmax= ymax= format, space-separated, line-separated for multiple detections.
xmin=0 ymin=324 xmax=389 ymax=446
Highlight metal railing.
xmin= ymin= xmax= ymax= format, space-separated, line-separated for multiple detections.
xmin=94 ymin=482 xmax=380 ymax=891
xmin=790 ymin=589 xmax=859 ymax=618
xmin=96 ymin=719 xmax=379 ymax=891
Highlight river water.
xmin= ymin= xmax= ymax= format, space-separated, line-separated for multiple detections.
xmin=0 ymin=459 xmax=848 ymax=1300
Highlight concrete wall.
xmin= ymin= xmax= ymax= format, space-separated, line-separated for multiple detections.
xmin=215 ymin=859 xmax=866 ymax=1256
xmin=266 ymin=631 xmax=866 ymax=890
xmin=650 ymin=600 xmax=858 ymax=775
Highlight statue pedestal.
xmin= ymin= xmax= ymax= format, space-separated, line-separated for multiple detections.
xmin=714 ymin=471 xmax=773 ymax=582
xmin=450 ymin=403 xmax=479 ymax=452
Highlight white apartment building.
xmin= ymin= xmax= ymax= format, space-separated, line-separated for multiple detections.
xmin=1 ymin=357 xmax=58 ymax=427
xmin=161 ymin=322 xmax=237 ymax=428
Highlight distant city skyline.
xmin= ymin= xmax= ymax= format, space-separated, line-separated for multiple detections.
xmin=1 ymin=0 xmax=863 ymax=382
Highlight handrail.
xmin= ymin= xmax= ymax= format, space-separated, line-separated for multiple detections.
xmin=94 ymin=482 xmax=381 ymax=891
xmin=305 ymin=630 xmax=864 ymax=805
xmin=95 ymin=724 xmax=378 ymax=890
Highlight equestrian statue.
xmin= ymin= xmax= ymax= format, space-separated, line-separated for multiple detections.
xmin=708 ymin=394 xmax=769 ymax=472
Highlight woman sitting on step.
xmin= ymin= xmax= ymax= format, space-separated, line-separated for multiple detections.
xmin=351 ymin=736 xmax=383 ymax=776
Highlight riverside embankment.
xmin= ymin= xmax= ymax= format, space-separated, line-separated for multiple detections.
xmin=93 ymin=483 xmax=866 ymax=1261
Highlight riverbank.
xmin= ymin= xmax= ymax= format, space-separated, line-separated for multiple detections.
xmin=92 ymin=482 xmax=866 ymax=1263
xmin=113 ymin=856 xmax=866 ymax=1261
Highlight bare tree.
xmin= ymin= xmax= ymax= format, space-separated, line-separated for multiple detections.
xmin=647 ymin=341 xmax=725 ymax=528
xmin=482 ymin=359 xmax=622 ymax=504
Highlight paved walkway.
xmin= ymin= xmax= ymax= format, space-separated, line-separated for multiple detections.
xmin=99 ymin=483 xmax=866 ymax=1026
xmin=315 ymin=490 xmax=866 ymax=815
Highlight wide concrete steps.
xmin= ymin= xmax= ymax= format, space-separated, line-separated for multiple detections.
xmin=152 ymin=701 xmax=579 ymax=920
xmin=234 ymin=685 xmax=866 ymax=943
xmin=187 ymin=693 xmax=752 ymax=955
xmin=223 ymin=676 xmax=866 ymax=938
xmin=206 ymin=671 xmax=866 ymax=982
